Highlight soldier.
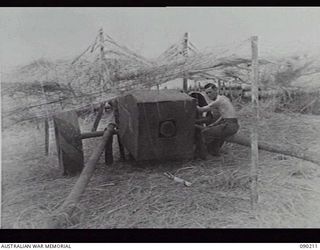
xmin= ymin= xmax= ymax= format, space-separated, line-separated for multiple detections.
xmin=197 ymin=83 xmax=239 ymax=157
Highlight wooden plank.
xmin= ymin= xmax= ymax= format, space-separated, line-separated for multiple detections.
xmin=53 ymin=110 xmax=84 ymax=176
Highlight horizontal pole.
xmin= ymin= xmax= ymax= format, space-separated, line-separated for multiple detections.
xmin=80 ymin=131 xmax=105 ymax=139
xmin=80 ymin=128 xmax=118 ymax=140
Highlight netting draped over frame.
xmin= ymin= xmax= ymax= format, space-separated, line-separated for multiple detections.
xmin=2 ymin=29 xmax=320 ymax=128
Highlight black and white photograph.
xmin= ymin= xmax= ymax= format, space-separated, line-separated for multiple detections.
xmin=1 ymin=7 xmax=320 ymax=230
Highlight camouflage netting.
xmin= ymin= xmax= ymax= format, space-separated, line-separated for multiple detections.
xmin=2 ymin=30 xmax=320 ymax=129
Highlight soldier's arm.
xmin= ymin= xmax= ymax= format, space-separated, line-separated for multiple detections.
xmin=197 ymin=99 xmax=219 ymax=113
xmin=197 ymin=105 xmax=210 ymax=113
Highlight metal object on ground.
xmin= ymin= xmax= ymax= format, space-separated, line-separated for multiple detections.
xmin=164 ymin=172 xmax=192 ymax=187
xmin=117 ymin=90 xmax=197 ymax=161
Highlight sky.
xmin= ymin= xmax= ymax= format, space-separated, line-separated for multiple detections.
xmin=1 ymin=7 xmax=320 ymax=72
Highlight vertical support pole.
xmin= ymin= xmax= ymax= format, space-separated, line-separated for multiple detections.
xmin=40 ymin=78 xmax=56 ymax=158
xmin=183 ymin=32 xmax=189 ymax=92
xmin=99 ymin=28 xmax=111 ymax=92
xmin=91 ymin=102 xmax=105 ymax=132
xmin=105 ymin=133 xmax=114 ymax=165
xmin=0 ymin=69 xmax=2 ymax=228
xmin=99 ymin=28 xmax=105 ymax=87
xmin=112 ymin=99 xmax=125 ymax=161
xmin=45 ymin=118 xmax=49 ymax=155
xmin=59 ymin=95 xmax=63 ymax=109
xmin=250 ymin=36 xmax=259 ymax=211
xmin=218 ymin=80 xmax=222 ymax=95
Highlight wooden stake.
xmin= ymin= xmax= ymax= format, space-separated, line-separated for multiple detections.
xmin=99 ymin=28 xmax=112 ymax=91
xmin=105 ymin=132 xmax=114 ymax=165
xmin=250 ymin=36 xmax=259 ymax=210
xmin=112 ymin=99 xmax=125 ymax=161
xmin=45 ymin=118 xmax=49 ymax=155
xmin=91 ymin=102 xmax=105 ymax=132
xmin=99 ymin=28 xmax=105 ymax=87
xmin=183 ymin=32 xmax=189 ymax=92
xmin=39 ymin=74 xmax=57 ymax=158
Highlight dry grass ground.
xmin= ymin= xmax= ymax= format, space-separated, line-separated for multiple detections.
xmin=2 ymin=107 xmax=320 ymax=228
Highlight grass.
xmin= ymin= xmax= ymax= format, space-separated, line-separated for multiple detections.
xmin=2 ymin=107 xmax=320 ymax=228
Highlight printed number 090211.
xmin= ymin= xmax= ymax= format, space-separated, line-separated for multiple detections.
xmin=300 ymin=244 xmax=318 ymax=248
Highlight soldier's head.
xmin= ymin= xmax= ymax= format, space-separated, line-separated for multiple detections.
xmin=204 ymin=83 xmax=218 ymax=101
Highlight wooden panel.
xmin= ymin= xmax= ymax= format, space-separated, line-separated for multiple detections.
xmin=53 ymin=111 xmax=84 ymax=176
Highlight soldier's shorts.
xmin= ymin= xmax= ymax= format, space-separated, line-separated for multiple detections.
xmin=201 ymin=118 xmax=239 ymax=155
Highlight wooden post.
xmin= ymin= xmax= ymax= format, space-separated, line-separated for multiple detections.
xmin=99 ymin=28 xmax=105 ymax=87
xmin=183 ymin=32 xmax=189 ymax=92
xmin=250 ymin=36 xmax=259 ymax=210
xmin=112 ymin=99 xmax=125 ymax=161
xmin=40 ymin=76 xmax=57 ymax=159
xmin=80 ymin=131 xmax=105 ymax=139
xmin=105 ymin=132 xmax=114 ymax=165
xmin=99 ymin=28 xmax=111 ymax=92
xmin=45 ymin=119 xmax=49 ymax=155
xmin=91 ymin=102 xmax=105 ymax=132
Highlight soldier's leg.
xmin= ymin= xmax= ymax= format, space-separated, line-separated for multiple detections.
xmin=194 ymin=126 xmax=207 ymax=159
xmin=220 ymin=120 xmax=240 ymax=151
xmin=202 ymin=124 xmax=225 ymax=156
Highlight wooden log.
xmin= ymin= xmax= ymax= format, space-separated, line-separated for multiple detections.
xmin=80 ymin=131 xmax=105 ymax=139
xmin=46 ymin=123 xmax=116 ymax=228
xmin=227 ymin=133 xmax=320 ymax=166
xmin=53 ymin=111 xmax=84 ymax=176
xmin=194 ymin=124 xmax=320 ymax=166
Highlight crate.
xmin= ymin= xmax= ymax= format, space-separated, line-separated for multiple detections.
xmin=117 ymin=90 xmax=197 ymax=161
